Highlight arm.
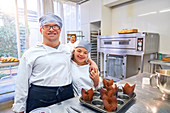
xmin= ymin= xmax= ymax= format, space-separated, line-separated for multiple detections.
xmin=12 ymin=55 xmax=32 ymax=112
xmin=87 ymin=58 xmax=98 ymax=73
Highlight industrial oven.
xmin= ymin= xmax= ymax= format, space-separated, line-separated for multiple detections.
xmin=97 ymin=32 xmax=159 ymax=81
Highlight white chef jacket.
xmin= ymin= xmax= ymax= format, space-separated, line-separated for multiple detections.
xmin=71 ymin=60 xmax=95 ymax=96
xmin=12 ymin=43 xmax=72 ymax=112
xmin=65 ymin=40 xmax=79 ymax=52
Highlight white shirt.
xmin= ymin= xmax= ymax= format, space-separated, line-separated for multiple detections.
xmin=12 ymin=43 xmax=72 ymax=112
xmin=65 ymin=41 xmax=79 ymax=52
xmin=71 ymin=60 xmax=95 ymax=96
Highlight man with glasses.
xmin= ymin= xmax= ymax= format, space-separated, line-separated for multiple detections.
xmin=12 ymin=13 xmax=97 ymax=113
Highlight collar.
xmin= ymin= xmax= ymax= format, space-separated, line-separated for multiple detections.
xmin=53 ymin=43 xmax=60 ymax=49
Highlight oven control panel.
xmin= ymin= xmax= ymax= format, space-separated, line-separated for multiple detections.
xmin=137 ymin=38 xmax=143 ymax=51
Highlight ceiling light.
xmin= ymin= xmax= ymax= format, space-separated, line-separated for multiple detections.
xmin=159 ymin=9 xmax=170 ymax=13
xmin=138 ymin=11 xmax=157 ymax=17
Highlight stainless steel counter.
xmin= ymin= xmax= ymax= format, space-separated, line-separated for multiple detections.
xmin=118 ymin=72 xmax=170 ymax=113
xmin=40 ymin=73 xmax=170 ymax=113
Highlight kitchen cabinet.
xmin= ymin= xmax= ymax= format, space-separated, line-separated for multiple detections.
xmin=80 ymin=0 xmax=102 ymax=40
xmin=89 ymin=0 xmax=102 ymax=23
xmin=80 ymin=0 xmax=102 ymax=24
xmin=103 ymin=0 xmax=134 ymax=7
xmin=80 ymin=1 xmax=90 ymax=25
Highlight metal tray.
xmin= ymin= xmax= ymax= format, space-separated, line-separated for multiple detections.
xmin=79 ymin=88 xmax=136 ymax=113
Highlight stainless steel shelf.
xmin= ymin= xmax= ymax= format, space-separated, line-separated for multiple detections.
xmin=0 ymin=62 xmax=19 ymax=67
xmin=75 ymin=35 xmax=85 ymax=37
xmin=90 ymin=35 xmax=99 ymax=37
xmin=149 ymin=60 xmax=170 ymax=66
xmin=149 ymin=60 xmax=170 ymax=73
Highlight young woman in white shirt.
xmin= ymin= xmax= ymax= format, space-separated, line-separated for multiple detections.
xmin=71 ymin=39 xmax=101 ymax=96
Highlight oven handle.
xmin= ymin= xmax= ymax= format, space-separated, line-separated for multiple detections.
xmin=103 ymin=39 xmax=131 ymax=42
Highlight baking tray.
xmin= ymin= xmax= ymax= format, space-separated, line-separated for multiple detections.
xmin=118 ymin=32 xmax=138 ymax=34
xmin=79 ymin=88 xmax=136 ymax=113
xmin=162 ymin=57 xmax=170 ymax=62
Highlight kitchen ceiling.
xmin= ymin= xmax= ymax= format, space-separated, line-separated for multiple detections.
xmin=66 ymin=0 xmax=89 ymax=4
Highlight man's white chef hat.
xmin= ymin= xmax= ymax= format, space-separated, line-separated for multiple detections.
xmin=76 ymin=39 xmax=92 ymax=52
xmin=39 ymin=13 xmax=63 ymax=28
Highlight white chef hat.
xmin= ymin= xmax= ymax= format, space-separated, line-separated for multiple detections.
xmin=76 ymin=39 xmax=92 ymax=52
xmin=39 ymin=13 xmax=63 ymax=28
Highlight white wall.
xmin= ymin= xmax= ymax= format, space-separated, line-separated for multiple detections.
xmin=111 ymin=0 xmax=170 ymax=54
xmin=101 ymin=3 xmax=112 ymax=35
xmin=80 ymin=0 xmax=102 ymax=41
xmin=89 ymin=0 xmax=102 ymax=23
xmin=80 ymin=1 xmax=90 ymax=40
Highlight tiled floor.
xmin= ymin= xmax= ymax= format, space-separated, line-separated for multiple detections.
xmin=0 ymin=109 xmax=14 ymax=113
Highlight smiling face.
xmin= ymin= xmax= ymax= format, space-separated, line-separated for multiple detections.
xmin=73 ymin=47 xmax=89 ymax=65
xmin=70 ymin=35 xmax=76 ymax=43
xmin=40 ymin=22 xmax=61 ymax=47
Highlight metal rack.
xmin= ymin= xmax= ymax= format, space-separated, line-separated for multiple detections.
xmin=67 ymin=31 xmax=84 ymax=43
xmin=90 ymin=30 xmax=101 ymax=69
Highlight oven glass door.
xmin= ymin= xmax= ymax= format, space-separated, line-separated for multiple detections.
xmin=106 ymin=55 xmax=124 ymax=80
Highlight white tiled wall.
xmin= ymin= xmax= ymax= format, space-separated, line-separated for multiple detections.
xmin=111 ymin=0 xmax=170 ymax=54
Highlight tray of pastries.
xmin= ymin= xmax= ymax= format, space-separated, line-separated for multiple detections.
xmin=118 ymin=29 xmax=138 ymax=34
xmin=0 ymin=57 xmax=19 ymax=63
xmin=162 ymin=57 xmax=170 ymax=62
xmin=79 ymin=79 xmax=136 ymax=113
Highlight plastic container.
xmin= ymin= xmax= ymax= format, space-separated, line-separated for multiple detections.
xmin=158 ymin=53 xmax=162 ymax=60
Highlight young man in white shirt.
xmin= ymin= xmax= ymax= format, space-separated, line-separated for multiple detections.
xmin=12 ymin=13 xmax=97 ymax=113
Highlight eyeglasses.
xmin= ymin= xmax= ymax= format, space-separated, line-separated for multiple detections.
xmin=42 ymin=25 xmax=60 ymax=30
